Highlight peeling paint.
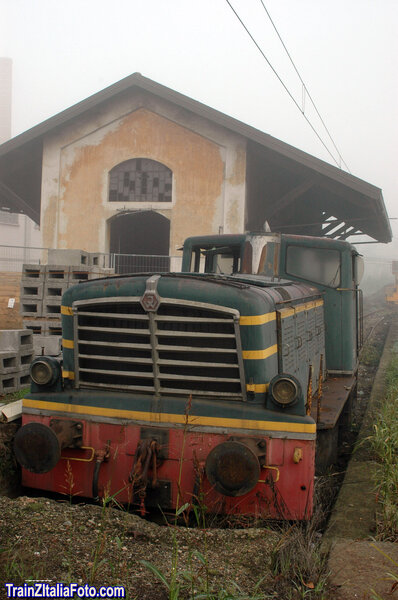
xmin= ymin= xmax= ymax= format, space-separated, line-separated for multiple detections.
xmin=228 ymin=144 xmax=247 ymax=186
xmin=42 ymin=195 xmax=58 ymax=249
xmin=41 ymin=97 xmax=248 ymax=253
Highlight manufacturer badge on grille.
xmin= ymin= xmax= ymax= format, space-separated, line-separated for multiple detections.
xmin=141 ymin=291 xmax=160 ymax=312
xmin=140 ymin=275 xmax=161 ymax=312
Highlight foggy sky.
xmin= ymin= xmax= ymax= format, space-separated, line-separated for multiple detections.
xmin=1 ymin=0 xmax=397 ymax=257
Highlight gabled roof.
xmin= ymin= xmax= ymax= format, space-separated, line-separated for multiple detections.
xmin=0 ymin=72 xmax=391 ymax=242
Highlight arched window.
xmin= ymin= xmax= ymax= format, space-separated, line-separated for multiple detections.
xmin=109 ymin=158 xmax=172 ymax=203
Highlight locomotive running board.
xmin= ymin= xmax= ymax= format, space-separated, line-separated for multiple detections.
xmin=311 ymin=374 xmax=356 ymax=430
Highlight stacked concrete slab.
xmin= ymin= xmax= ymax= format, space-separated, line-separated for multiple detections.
xmin=20 ymin=249 xmax=114 ymax=357
xmin=0 ymin=329 xmax=33 ymax=395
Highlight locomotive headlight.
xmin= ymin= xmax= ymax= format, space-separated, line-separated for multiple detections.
xmin=30 ymin=357 xmax=59 ymax=387
xmin=269 ymin=374 xmax=301 ymax=407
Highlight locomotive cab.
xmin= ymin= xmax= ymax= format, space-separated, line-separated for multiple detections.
xmin=182 ymin=232 xmax=363 ymax=374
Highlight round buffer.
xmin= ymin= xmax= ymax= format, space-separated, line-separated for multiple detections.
xmin=14 ymin=422 xmax=61 ymax=474
xmin=205 ymin=440 xmax=261 ymax=497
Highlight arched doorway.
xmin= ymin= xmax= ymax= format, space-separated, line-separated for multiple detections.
xmin=109 ymin=211 xmax=170 ymax=273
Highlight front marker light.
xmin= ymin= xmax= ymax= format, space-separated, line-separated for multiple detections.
xmin=30 ymin=357 xmax=59 ymax=387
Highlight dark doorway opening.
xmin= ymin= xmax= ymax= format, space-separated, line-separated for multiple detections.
xmin=109 ymin=211 xmax=170 ymax=273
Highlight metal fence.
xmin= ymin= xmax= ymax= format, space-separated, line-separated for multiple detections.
xmin=0 ymin=244 xmax=392 ymax=291
xmin=0 ymin=245 xmax=49 ymax=272
xmin=110 ymin=253 xmax=181 ymax=274
xmin=0 ymin=245 xmax=182 ymax=275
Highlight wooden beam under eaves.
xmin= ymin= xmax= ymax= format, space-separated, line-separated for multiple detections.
xmin=0 ymin=180 xmax=40 ymax=224
xmin=321 ymin=219 xmax=343 ymax=235
xmin=338 ymin=227 xmax=357 ymax=240
xmin=266 ymin=177 xmax=319 ymax=220
xmin=324 ymin=222 xmax=352 ymax=238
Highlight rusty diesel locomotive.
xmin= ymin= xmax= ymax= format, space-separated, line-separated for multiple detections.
xmin=14 ymin=233 xmax=362 ymax=519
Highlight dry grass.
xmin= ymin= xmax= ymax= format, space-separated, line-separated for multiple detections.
xmin=371 ymin=353 xmax=398 ymax=541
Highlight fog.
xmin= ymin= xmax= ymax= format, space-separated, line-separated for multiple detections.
xmin=1 ymin=0 xmax=397 ymax=290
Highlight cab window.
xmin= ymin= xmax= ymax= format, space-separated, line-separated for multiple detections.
xmin=286 ymin=245 xmax=341 ymax=288
xmin=190 ymin=246 xmax=241 ymax=274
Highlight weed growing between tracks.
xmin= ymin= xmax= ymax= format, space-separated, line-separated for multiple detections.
xmin=140 ymin=485 xmax=331 ymax=599
xmin=140 ymin=396 xmax=330 ymax=600
xmin=268 ymin=479 xmax=331 ymax=600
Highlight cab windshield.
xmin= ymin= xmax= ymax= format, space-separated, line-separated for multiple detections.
xmin=190 ymin=245 xmax=241 ymax=274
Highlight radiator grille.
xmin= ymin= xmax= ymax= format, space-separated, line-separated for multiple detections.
xmin=73 ymin=298 xmax=245 ymax=399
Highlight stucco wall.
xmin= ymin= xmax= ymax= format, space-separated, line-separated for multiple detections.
xmin=40 ymin=91 xmax=247 ymax=254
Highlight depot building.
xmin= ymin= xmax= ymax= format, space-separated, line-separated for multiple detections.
xmin=0 ymin=73 xmax=391 ymax=262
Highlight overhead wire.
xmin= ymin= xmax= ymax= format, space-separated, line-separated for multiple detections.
xmin=225 ymin=0 xmax=350 ymax=172
xmin=258 ymin=0 xmax=350 ymax=172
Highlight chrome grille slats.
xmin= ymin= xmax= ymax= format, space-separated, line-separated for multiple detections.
xmin=158 ymin=359 xmax=235 ymax=368
xmin=79 ymin=327 xmax=149 ymax=338
xmin=77 ymin=310 xmax=149 ymax=321
xmin=155 ymin=317 xmax=229 ymax=323
xmin=155 ymin=330 xmax=236 ymax=338
xmin=78 ymin=340 xmax=152 ymax=350
xmin=157 ymin=344 xmax=237 ymax=353
xmin=79 ymin=354 xmax=154 ymax=364
xmin=79 ymin=368 xmax=154 ymax=378
xmin=74 ymin=297 xmax=245 ymax=399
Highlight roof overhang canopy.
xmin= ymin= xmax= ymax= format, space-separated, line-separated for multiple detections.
xmin=245 ymin=140 xmax=390 ymax=242
xmin=0 ymin=73 xmax=391 ymax=243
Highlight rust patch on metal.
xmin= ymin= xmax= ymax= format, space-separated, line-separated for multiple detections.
xmin=311 ymin=375 xmax=356 ymax=430
xmin=49 ymin=419 xmax=84 ymax=448
xmin=205 ymin=439 xmax=263 ymax=497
